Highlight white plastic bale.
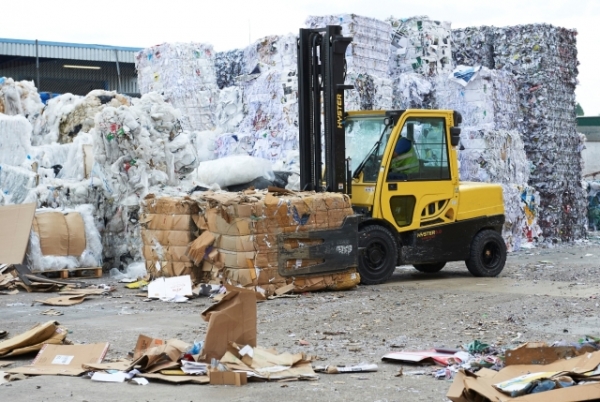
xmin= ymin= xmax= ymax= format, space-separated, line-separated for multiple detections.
xmin=0 ymin=114 xmax=33 ymax=166
xmin=0 ymin=164 xmax=37 ymax=204
xmin=26 ymin=204 xmax=103 ymax=271
xmin=195 ymin=155 xmax=274 ymax=188
xmin=32 ymin=93 xmax=83 ymax=145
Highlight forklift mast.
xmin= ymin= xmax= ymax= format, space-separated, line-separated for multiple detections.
xmin=297 ymin=26 xmax=353 ymax=193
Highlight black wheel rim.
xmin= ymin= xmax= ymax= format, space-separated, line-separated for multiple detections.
xmin=361 ymin=239 xmax=388 ymax=274
xmin=481 ymin=240 xmax=501 ymax=271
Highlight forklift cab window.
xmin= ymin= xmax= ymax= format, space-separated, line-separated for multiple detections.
xmin=346 ymin=116 xmax=392 ymax=183
xmin=387 ymin=117 xmax=450 ymax=181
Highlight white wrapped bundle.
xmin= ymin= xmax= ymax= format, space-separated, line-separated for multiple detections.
xmin=195 ymin=155 xmax=274 ymax=188
xmin=32 ymin=93 xmax=83 ymax=145
xmin=0 ymin=114 xmax=33 ymax=166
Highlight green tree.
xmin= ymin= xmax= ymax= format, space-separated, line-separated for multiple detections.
xmin=576 ymin=103 xmax=584 ymax=116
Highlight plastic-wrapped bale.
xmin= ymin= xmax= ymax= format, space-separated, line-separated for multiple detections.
xmin=214 ymin=49 xmax=245 ymax=89
xmin=192 ymin=190 xmax=360 ymax=297
xmin=0 ymin=164 xmax=37 ymax=204
xmin=135 ymin=43 xmax=218 ymax=132
xmin=306 ymin=14 xmax=392 ymax=76
xmin=22 ymin=177 xmax=139 ymax=270
xmin=194 ymin=155 xmax=274 ymax=189
xmin=140 ymin=194 xmax=205 ymax=281
xmin=27 ymin=204 xmax=102 ymax=272
xmin=458 ymin=128 xmax=530 ymax=185
xmin=32 ymin=93 xmax=83 ymax=145
xmin=56 ymin=90 xmax=130 ymax=144
xmin=0 ymin=114 xmax=33 ymax=167
xmin=387 ymin=16 xmax=452 ymax=77
xmin=0 ymin=77 xmax=44 ymax=125
xmin=451 ymin=24 xmax=585 ymax=242
xmin=434 ymin=66 xmax=521 ymax=131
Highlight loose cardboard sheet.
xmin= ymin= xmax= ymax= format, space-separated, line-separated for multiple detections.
xmin=0 ymin=321 xmax=66 ymax=357
xmin=7 ymin=343 xmax=109 ymax=376
xmin=200 ymin=290 xmax=257 ymax=362
xmin=0 ymin=203 xmax=36 ymax=264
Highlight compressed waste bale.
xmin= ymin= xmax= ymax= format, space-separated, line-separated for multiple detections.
xmin=191 ymin=190 xmax=359 ymax=297
xmin=27 ymin=204 xmax=103 ymax=272
xmin=451 ymin=23 xmax=586 ymax=242
xmin=135 ymin=42 xmax=218 ymax=132
xmin=140 ymin=194 xmax=205 ymax=281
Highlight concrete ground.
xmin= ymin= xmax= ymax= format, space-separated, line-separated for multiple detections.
xmin=1 ymin=240 xmax=600 ymax=402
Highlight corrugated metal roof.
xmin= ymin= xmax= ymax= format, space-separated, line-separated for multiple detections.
xmin=0 ymin=38 xmax=142 ymax=63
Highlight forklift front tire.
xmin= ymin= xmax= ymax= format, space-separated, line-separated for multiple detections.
xmin=465 ymin=230 xmax=507 ymax=277
xmin=413 ymin=262 xmax=446 ymax=273
xmin=358 ymin=225 xmax=398 ymax=285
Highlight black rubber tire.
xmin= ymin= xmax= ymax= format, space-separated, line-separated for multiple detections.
xmin=465 ymin=230 xmax=507 ymax=277
xmin=413 ymin=262 xmax=446 ymax=273
xmin=358 ymin=225 xmax=398 ymax=285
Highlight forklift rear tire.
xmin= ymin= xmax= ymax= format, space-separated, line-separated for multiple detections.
xmin=359 ymin=225 xmax=398 ymax=285
xmin=413 ymin=262 xmax=446 ymax=273
xmin=465 ymin=230 xmax=507 ymax=277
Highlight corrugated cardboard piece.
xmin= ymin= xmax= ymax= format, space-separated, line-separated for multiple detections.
xmin=0 ymin=321 xmax=68 ymax=357
xmin=200 ymin=290 xmax=257 ymax=361
xmin=0 ymin=203 xmax=36 ymax=264
xmin=7 ymin=343 xmax=109 ymax=376
xmin=505 ymin=342 xmax=597 ymax=365
xmin=447 ymin=350 xmax=600 ymax=402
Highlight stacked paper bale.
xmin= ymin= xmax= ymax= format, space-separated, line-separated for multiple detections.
xmin=435 ymin=66 xmax=541 ymax=249
xmin=388 ymin=16 xmax=452 ymax=77
xmin=387 ymin=16 xmax=452 ymax=109
xmin=135 ymin=43 xmax=218 ymax=132
xmin=193 ymin=190 xmax=360 ymax=297
xmin=306 ymin=14 xmax=394 ymax=111
xmin=140 ymin=194 xmax=204 ymax=281
xmin=451 ymin=24 xmax=586 ymax=242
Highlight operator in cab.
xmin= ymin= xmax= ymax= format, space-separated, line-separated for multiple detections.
xmin=388 ymin=125 xmax=419 ymax=180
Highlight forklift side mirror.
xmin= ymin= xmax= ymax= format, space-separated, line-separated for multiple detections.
xmin=450 ymin=127 xmax=461 ymax=147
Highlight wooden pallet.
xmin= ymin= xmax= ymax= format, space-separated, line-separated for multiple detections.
xmin=33 ymin=267 xmax=103 ymax=279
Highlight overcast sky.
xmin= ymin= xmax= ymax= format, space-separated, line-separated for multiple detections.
xmin=3 ymin=0 xmax=598 ymax=115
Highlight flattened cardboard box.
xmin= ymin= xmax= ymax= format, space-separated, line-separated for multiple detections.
xmin=7 ymin=343 xmax=109 ymax=376
xmin=140 ymin=213 xmax=197 ymax=231
xmin=145 ymin=260 xmax=196 ymax=278
xmin=209 ymin=370 xmax=247 ymax=386
xmin=0 ymin=203 xmax=36 ymax=264
xmin=141 ymin=229 xmax=193 ymax=246
xmin=143 ymin=245 xmax=191 ymax=263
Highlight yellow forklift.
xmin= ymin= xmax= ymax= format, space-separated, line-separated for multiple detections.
xmin=277 ymin=26 xmax=507 ymax=285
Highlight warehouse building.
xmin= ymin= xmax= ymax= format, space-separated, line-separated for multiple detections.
xmin=0 ymin=38 xmax=142 ymax=99
xmin=578 ymin=116 xmax=600 ymax=177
